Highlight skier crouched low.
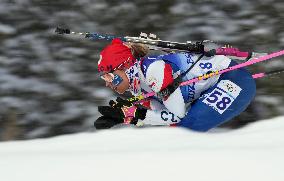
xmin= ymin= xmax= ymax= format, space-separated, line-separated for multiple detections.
xmin=95 ymin=38 xmax=256 ymax=131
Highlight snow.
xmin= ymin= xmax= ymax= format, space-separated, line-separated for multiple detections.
xmin=0 ymin=116 xmax=284 ymax=181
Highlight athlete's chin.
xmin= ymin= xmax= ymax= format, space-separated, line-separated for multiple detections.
xmin=115 ymin=89 xmax=126 ymax=94
xmin=113 ymin=85 xmax=128 ymax=94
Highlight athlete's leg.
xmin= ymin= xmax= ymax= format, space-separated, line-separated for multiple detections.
xmin=177 ymin=61 xmax=256 ymax=131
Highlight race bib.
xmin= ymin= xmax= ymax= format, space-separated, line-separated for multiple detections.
xmin=202 ymin=80 xmax=242 ymax=114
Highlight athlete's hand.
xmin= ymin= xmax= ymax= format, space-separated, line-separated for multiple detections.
xmin=94 ymin=116 xmax=123 ymax=129
xmin=98 ymin=97 xmax=147 ymax=125
xmin=98 ymin=104 xmax=138 ymax=125
xmin=109 ymin=97 xmax=133 ymax=108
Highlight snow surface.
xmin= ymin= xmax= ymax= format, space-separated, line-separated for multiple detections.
xmin=0 ymin=117 xmax=284 ymax=181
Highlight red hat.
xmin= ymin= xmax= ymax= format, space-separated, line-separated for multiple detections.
xmin=98 ymin=38 xmax=136 ymax=72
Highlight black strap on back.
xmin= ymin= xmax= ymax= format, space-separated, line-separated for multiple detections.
xmin=180 ymin=54 xmax=204 ymax=77
xmin=157 ymin=53 xmax=204 ymax=99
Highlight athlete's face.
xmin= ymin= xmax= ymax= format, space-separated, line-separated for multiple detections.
xmin=101 ymin=69 xmax=129 ymax=94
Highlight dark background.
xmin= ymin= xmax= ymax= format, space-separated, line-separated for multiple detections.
xmin=0 ymin=0 xmax=283 ymax=140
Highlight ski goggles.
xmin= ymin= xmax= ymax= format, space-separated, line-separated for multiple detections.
xmin=100 ymin=73 xmax=124 ymax=86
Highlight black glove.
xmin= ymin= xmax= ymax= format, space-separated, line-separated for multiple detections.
xmin=98 ymin=105 xmax=147 ymax=123
xmin=109 ymin=97 xmax=133 ymax=108
xmin=94 ymin=116 xmax=123 ymax=129
xmin=98 ymin=97 xmax=147 ymax=125
xmin=112 ymin=97 xmax=147 ymax=121
xmin=98 ymin=105 xmax=124 ymax=119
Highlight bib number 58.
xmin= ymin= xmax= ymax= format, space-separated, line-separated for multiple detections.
xmin=203 ymin=89 xmax=233 ymax=114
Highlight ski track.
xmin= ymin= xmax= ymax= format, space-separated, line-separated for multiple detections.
xmin=0 ymin=116 xmax=284 ymax=181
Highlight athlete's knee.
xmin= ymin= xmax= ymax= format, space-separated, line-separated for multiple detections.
xmin=177 ymin=118 xmax=212 ymax=132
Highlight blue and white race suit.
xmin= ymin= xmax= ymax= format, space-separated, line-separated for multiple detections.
xmin=125 ymin=52 xmax=256 ymax=131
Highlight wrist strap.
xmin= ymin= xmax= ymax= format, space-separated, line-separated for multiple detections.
xmin=121 ymin=105 xmax=137 ymax=118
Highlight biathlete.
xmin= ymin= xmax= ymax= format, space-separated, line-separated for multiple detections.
xmin=95 ymin=38 xmax=256 ymax=131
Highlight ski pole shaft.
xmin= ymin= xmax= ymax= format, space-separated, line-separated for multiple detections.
xmin=252 ymin=68 xmax=284 ymax=79
xmin=180 ymin=50 xmax=284 ymax=86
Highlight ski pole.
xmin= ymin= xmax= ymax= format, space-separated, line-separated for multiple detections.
xmin=127 ymin=68 xmax=284 ymax=104
xmin=252 ymin=68 xmax=284 ymax=79
xmin=127 ymin=49 xmax=284 ymax=103
xmin=180 ymin=50 xmax=284 ymax=86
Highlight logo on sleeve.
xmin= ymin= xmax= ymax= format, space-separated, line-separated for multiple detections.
xmin=148 ymin=77 xmax=158 ymax=89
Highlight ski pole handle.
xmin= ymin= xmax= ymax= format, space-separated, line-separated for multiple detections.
xmin=215 ymin=47 xmax=250 ymax=58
